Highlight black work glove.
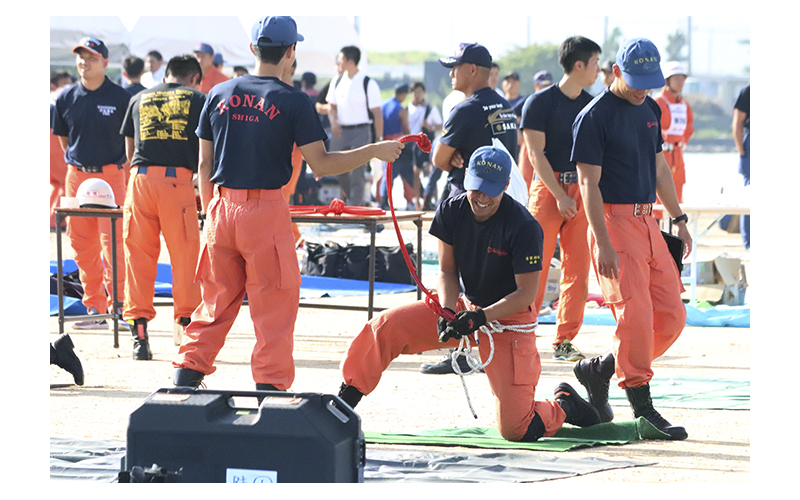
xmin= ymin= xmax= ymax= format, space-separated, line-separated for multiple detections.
xmin=441 ymin=309 xmax=487 ymax=342
xmin=437 ymin=308 xmax=456 ymax=343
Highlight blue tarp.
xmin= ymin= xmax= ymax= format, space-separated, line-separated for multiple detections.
xmin=50 ymin=260 xmax=416 ymax=316
xmin=538 ymin=303 xmax=750 ymax=328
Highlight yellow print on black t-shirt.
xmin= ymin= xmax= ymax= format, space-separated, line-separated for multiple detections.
xmin=487 ymin=107 xmax=517 ymax=136
xmin=138 ymin=89 xmax=194 ymax=142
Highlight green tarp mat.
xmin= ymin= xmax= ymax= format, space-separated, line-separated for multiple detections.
xmin=365 ymin=417 xmax=671 ymax=452
xmin=606 ymin=377 xmax=750 ymax=410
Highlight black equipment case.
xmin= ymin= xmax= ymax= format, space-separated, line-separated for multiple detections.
xmin=123 ymin=388 xmax=364 ymax=483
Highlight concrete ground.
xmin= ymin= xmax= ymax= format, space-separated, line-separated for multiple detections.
xmin=48 ymin=214 xmax=753 ymax=484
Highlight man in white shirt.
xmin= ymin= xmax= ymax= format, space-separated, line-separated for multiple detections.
xmin=408 ymin=82 xmax=442 ymax=209
xmin=326 ymin=45 xmax=383 ymax=205
xmin=141 ymin=51 xmax=166 ymax=89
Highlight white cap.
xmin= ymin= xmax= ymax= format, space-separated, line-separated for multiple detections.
xmin=662 ymin=61 xmax=688 ymax=79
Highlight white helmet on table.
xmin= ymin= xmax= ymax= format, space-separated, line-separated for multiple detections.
xmin=77 ymin=178 xmax=117 ymax=208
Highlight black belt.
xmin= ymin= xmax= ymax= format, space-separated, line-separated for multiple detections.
xmin=557 ymin=171 xmax=578 ymax=184
xmin=74 ymin=164 xmax=121 ymax=173
xmin=340 ymin=123 xmax=371 ymax=129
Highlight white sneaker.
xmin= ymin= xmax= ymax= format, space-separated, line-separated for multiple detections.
xmin=70 ymin=307 xmax=108 ymax=331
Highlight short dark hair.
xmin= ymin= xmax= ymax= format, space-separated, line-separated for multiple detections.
xmin=301 ymin=71 xmax=316 ymax=87
xmin=165 ymin=55 xmax=203 ymax=82
xmin=559 ymin=36 xmax=602 ymax=74
xmin=146 ymin=50 xmax=163 ymax=61
xmin=411 ymin=81 xmax=425 ymax=92
xmin=123 ymin=56 xmax=145 ymax=77
xmin=252 ymin=44 xmax=294 ymax=65
xmin=340 ymin=45 xmax=361 ymax=66
xmin=50 ymin=71 xmax=71 ymax=87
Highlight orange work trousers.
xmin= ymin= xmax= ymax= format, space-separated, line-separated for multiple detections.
xmin=173 ymin=187 xmax=301 ymax=389
xmin=50 ymin=131 xmax=68 ymax=229
xmin=589 ymin=205 xmax=686 ymax=389
xmin=340 ymin=298 xmax=566 ymax=441
xmin=527 ymin=180 xmax=590 ymax=345
xmin=122 ymin=166 xmax=201 ymax=324
xmin=65 ymin=164 xmax=127 ymax=314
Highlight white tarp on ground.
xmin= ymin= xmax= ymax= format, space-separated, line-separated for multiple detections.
xmin=50 ymin=16 xmax=131 ymax=67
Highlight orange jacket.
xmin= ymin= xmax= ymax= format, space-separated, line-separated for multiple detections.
xmin=654 ymin=89 xmax=694 ymax=147
xmin=198 ymin=65 xmax=230 ymax=95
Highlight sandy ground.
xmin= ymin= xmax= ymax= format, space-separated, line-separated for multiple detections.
xmin=48 ymin=214 xmax=752 ymax=484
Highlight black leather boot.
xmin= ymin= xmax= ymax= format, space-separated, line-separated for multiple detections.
xmin=337 ymin=383 xmax=364 ymax=409
xmin=625 ymin=384 xmax=688 ymax=440
xmin=173 ymin=367 xmax=205 ymax=388
xmin=130 ymin=318 xmax=152 ymax=361
xmin=554 ymin=382 xmax=601 ymax=427
xmin=573 ymin=351 xmax=615 ymax=422
xmin=51 ymin=334 xmax=84 ymax=386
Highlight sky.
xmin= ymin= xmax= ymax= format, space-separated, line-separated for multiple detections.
xmin=355 ymin=15 xmax=750 ymax=77
xmin=114 ymin=10 xmax=749 ymax=78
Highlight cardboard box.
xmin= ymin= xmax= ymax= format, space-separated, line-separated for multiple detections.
xmin=543 ymin=267 xmax=561 ymax=304
xmin=681 ymin=255 xmax=748 ymax=306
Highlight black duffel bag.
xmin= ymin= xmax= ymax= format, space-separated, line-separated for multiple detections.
xmin=302 ymin=241 xmax=417 ymax=285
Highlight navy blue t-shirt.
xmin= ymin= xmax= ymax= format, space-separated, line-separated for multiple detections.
xmin=51 ymin=77 xmax=130 ymax=167
xmin=429 ymin=193 xmax=543 ymax=308
xmin=520 ymin=84 xmax=594 ymax=173
xmin=196 ymin=75 xmax=327 ymax=190
xmin=439 ymin=87 xmax=518 ymax=193
xmin=570 ymin=89 xmax=663 ymax=204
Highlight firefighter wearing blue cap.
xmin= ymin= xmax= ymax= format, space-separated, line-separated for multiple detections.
xmin=571 ymin=38 xmax=693 ymax=440
xmin=338 ymin=145 xmax=601 ymax=443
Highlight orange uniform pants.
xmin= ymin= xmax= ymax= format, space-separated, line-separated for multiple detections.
xmin=663 ymin=146 xmax=686 ymax=202
xmin=527 ymin=180 xmax=591 ymax=345
xmin=173 ymin=187 xmax=301 ymax=389
xmin=122 ymin=166 xmax=202 ymax=323
xmin=589 ymin=205 xmax=686 ymax=388
xmin=65 ymin=164 xmax=127 ymax=314
xmin=50 ymin=131 xmax=68 ymax=229
xmin=340 ymin=298 xmax=566 ymax=441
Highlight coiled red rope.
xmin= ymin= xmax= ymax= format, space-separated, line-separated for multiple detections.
xmin=386 ymin=133 xmax=456 ymax=322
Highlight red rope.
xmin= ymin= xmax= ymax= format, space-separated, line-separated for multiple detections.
xmin=386 ymin=133 xmax=456 ymax=321
xmin=289 ymin=197 xmax=386 ymax=216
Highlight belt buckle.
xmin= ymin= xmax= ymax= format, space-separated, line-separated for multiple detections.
xmin=633 ymin=203 xmax=651 ymax=216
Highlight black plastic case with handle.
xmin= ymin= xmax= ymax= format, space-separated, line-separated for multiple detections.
xmin=123 ymin=388 xmax=364 ymax=483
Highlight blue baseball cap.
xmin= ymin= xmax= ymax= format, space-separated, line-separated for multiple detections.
xmin=213 ymin=53 xmax=223 ymax=65
xmin=439 ymin=43 xmax=492 ymax=69
xmin=616 ymin=37 xmax=665 ymax=90
xmin=194 ymin=43 xmax=214 ymax=55
xmin=464 ymin=146 xmax=512 ymax=197
xmin=72 ymin=37 xmax=108 ymax=59
xmin=251 ymin=16 xmax=304 ymax=47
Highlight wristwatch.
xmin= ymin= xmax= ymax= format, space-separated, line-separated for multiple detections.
xmin=671 ymin=213 xmax=688 ymax=225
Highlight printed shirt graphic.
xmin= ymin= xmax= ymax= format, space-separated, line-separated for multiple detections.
xmin=430 ymin=193 xmax=543 ymax=308
xmin=121 ymin=82 xmax=207 ymax=171
xmin=196 ymin=75 xmax=326 ymax=190
xmin=440 ymin=87 xmax=518 ymax=190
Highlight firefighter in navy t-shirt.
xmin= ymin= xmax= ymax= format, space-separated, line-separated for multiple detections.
xmin=520 ymin=36 xmax=602 ymax=364
xmin=432 ymin=43 xmax=519 ymax=201
xmin=52 ymin=37 xmax=131 ymax=329
xmin=571 ymin=38 xmax=693 ymax=440
xmin=172 ymin=16 xmax=403 ymax=390
xmin=337 ymin=146 xmax=601 ymax=443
